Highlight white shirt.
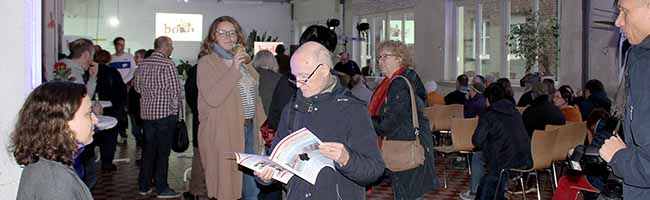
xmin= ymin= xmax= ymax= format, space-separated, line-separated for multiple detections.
xmin=110 ymin=52 xmax=137 ymax=83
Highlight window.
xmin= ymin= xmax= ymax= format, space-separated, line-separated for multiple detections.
xmin=356 ymin=9 xmax=414 ymax=76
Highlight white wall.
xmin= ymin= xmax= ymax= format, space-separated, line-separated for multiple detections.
xmin=64 ymin=0 xmax=291 ymax=64
xmin=0 ymin=0 xmax=31 ymax=199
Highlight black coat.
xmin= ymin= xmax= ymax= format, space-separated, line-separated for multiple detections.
xmin=473 ymin=99 xmax=532 ymax=172
xmin=185 ymin=65 xmax=200 ymax=148
xmin=522 ymin=95 xmax=566 ymax=137
xmin=95 ymin=64 xmax=127 ymax=130
xmin=517 ymin=91 xmax=535 ymax=107
xmin=267 ymin=74 xmax=297 ymax=130
xmin=256 ymin=68 xmax=282 ymax=115
xmin=445 ymin=90 xmax=467 ymax=105
xmin=578 ymin=91 xmax=611 ymax=118
xmin=372 ymin=69 xmax=438 ymax=198
xmin=272 ymin=79 xmax=385 ymax=200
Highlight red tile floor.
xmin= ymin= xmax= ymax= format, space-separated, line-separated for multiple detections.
xmin=91 ymin=136 xmax=555 ymax=200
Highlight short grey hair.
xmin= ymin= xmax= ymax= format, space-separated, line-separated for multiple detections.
xmin=253 ymin=50 xmax=279 ymax=72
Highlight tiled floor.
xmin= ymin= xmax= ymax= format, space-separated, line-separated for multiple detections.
xmin=90 ymin=136 xmax=555 ymax=200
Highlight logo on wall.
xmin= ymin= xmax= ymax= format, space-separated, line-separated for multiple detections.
xmin=156 ymin=13 xmax=203 ymax=42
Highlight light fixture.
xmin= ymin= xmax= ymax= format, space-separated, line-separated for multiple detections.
xmin=109 ymin=16 xmax=120 ymax=27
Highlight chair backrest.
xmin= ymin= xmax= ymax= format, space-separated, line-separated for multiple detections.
xmin=450 ymin=117 xmax=479 ymax=151
xmin=530 ymin=129 xmax=558 ymax=170
xmin=565 ymin=122 xmax=588 ymax=150
xmin=432 ymin=104 xmax=464 ymax=131
xmin=548 ymin=122 xmax=589 ymax=162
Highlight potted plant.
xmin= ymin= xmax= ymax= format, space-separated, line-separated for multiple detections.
xmin=509 ymin=10 xmax=559 ymax=76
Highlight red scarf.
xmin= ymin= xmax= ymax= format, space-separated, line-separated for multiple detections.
xmin=368 ymin=67 xmax=406 ymax=116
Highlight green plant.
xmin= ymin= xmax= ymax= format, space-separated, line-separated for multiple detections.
xmin=246 ymin=29 xmax=279 ymax=57
xmin=177 ymin=59 xmax=193 ymax=80
xmin=509 ymin=10 xmax=559 ymax=75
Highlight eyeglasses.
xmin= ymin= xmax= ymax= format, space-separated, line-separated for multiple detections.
xmin=289 ymin=64 xmax=324 ymax=85
xmin=217 ymin=30 xmax=238 ymax=39
xmin=376 ymin=54 xmax=397 ymax=61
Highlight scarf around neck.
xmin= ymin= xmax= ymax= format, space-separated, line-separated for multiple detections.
xmin=368 ymin=67 xmax=407 ymax=116
xmin=210 ymin=43 xmax=235 ymax=60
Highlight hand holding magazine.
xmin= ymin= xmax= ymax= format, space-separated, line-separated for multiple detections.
xmin=234 ymin=128 xmax=334 ymax=184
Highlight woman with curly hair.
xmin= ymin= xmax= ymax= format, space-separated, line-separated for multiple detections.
xmin=10 ymin=82 xmax=97 ymax=200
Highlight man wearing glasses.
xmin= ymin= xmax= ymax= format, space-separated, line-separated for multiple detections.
xmin=600 ymin=0 xmax=650 ymax=199
xmin=255 ymin=42 xmax=385 ymax=199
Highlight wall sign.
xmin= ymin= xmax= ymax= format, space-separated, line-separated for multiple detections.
xmin=155 ymin=13 xmax=203 ymax=42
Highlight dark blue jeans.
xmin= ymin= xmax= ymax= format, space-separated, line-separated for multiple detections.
xmin=139 ymin=115 xmax=176 ymax=192
xmin=96 ymin=128 xmax=118 ymax=168
xmin=476 ymin=168 xmax=510 ymax=200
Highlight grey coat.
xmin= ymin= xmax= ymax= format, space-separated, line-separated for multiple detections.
xmin=17 ymin=159 xmax=93 ymax=200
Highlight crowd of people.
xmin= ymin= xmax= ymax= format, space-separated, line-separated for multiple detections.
xmin=8 ymin=0 xmax=650 ymax=199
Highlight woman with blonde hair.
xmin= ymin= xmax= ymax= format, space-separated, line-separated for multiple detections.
xmin=197 ymin=16 xmax=266 ymax=200
xmin=369 ymin=40 xmax=437 ymax=199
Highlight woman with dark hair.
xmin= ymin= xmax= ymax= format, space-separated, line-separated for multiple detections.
xmin=472 ymin=83 xmax=532 ymax=200
xmin=11 ymin=82 xmax=97 ymax=200
xmin=578 ymin=79 xmax=612 ymax=118
xmin=496 ymin=78 xmax=516 ymax=104
xmin=197 ymin=16 xmax=266 ymax=200
xmin=553 ymin=85 xmax=582 ymax=122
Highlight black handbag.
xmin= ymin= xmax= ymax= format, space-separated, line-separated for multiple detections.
xmin=172 ymin=102 xmax=190 ymax=153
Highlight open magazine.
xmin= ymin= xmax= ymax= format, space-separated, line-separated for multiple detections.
xmin=234 ymin=128 xmax=334 ymax=185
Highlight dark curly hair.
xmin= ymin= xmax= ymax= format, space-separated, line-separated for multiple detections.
xmin=10 ymin=82 xmax=87 ymax=166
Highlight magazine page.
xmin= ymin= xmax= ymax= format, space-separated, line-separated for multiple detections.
xmin=234 ymin=153 xmax=294 ymax=184
xmin=269 ymin=128 xmax=334 ymax=185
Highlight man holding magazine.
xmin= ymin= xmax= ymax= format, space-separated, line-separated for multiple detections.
xmin=255 ymin=42 xmax=385 ymax=199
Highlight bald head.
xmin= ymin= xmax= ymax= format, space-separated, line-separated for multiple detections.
xmin=154 ymin=36 xmax=173 ymax=57
xmin=291 ymin=42 xmax=333 ymax=71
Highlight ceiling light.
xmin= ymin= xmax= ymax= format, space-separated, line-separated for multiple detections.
xmin=109 ymin=17 xmax=120 ymax=27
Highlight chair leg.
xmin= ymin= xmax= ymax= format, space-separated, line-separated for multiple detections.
xmin=552 ymin=163 xmax=559 ymax=188
xmin=493 ymin=169 xmax=506 ymax=200
xmin=467 ymin=153 xmax=472 ymax=176
xmin=519 ymin=175 xmax=527 ymax=200
xmin=535 ymin=171 xmax=542 ymax=200
xmin=574 ymin=191 xmax=581 ymax=200
xmin=442 ymin=154 xmax=448 ymax=189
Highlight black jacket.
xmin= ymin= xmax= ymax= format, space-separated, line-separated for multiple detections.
xmin=578 ymin=91 xmax=611 ymax=118
xmin=372 ymin=69 xmax=437 ymax=198
xmin=609 ymin=38 xmax=650 ymax=199
xmin=95 ymin=64 xmax=127 ymax=130
xmin=268 ymin=74 xmax=297 ymax=130
xmin=271 ymin=78 xmax=385 ymax=200
xmin=185 ymin=65 xmax=200 ymax=148
xmin=473 ymin=99 xmax=532 ymax=172
xmin=256 ymin=68 xmax=282 ymax=115
xmin=517 ymin=91 xmax=535 ymax=107
xmin=445 ymin=90 xmax=467 ymax=105
xmin=522 ymin=95 xmax=566 ymax=137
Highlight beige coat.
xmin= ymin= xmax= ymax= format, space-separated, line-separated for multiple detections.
xmin=197 ymin=53 xmax=266 ymax=199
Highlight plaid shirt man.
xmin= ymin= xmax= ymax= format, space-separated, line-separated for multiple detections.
xmin=134 ymin=52 xmax=181 ymax=120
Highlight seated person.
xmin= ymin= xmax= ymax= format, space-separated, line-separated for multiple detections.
xmin=517 ymin=73 xmax=542 ymax=107
xmin=472 ymin=83 xmax=533 ymax=200
xmin=445 ymin=74 xmax=469 ymax=105
xmin=464 ymin=82 xmax=487 ymax=118
xmin=522 ymin=82 xmax=566 ymax=137
xmin=425 ymin=80 xmax=445 ymax=106
xmin=577 ymin=79 xmax=612 ymax=118
xmin=553 ymin=85 xmax=583 ymax=122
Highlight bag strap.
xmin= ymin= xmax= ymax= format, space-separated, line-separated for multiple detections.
xmin=392 ymin=75 xmax=420 ymax=136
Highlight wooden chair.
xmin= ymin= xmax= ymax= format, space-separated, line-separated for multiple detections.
xmin=433 ymin=117 xmax=478 ymax=189
xmin=545 ymin=122 xmax=588 ymax=188
xmin=430 ymin=104 xmax=464 ymax=132
xmin=496 ymin=129 xmax=558 ymax=200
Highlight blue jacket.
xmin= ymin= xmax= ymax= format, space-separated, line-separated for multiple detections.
xmin=609 ymin=38 xmax=650 ymax=200
xmin=272 ymin=77 xmax=385 ymax=200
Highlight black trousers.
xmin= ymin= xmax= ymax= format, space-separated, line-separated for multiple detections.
xmin=95 ymin=128 xmax=118 ymax=168
xmin=139 ymin=115 xmax=176 ymax=192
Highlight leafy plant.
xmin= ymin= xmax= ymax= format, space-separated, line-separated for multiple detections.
xmin=177 ymin=59 xmax=193 ymax=80
xmin=509 ymin=10 xmax=559 ymax=75
xmin=246 ymin=29 xmax=279 ymax=57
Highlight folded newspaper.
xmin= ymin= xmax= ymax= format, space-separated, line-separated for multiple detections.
xmin=234 ymin=128 xmax=334 ymax=184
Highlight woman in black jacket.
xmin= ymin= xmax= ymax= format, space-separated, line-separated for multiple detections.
xmin=369 ymin=40 xmax=437 ymax=199
xmin=473 ymin=83 xmax=533 ymax=200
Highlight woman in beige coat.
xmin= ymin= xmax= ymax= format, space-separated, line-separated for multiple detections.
xmin=197 ymin=16 xmax=266 ymax=200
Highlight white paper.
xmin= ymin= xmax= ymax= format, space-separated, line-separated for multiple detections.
xmin=234 ymin=153 xmax=294 ymax=184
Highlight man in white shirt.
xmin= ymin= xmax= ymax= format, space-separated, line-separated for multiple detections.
xmin=110 ymin=37 xmax=137 ymax=84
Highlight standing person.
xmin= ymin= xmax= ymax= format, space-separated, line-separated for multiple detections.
xmin=50 ymin=38 xmax=98 ymax=96
xmin=472 ymin=83 xmax=532 ymax=200
xmin=197 ymin=16 xmax=266 ymax=200
xmin=274 ymin=44 xmax=290 ymax=75
xmin=600 ymin=1 xmax=650 ymax=199
xmin=133 ymin=36 xmax=182 ymax=198
xmin=255 ymin=41 xmax=385 ymax=199
xmin=11 ymin=82 xmax=98 ymax=200
xmin=93 ymin=49 xmax=127 ymax=172
xmin=370 ymin=40 xmax=437 ymax=200
xmin=334 ymin=52 xmax=362 ymax=77
xmin=184 ymin=57 xmax=208 ymax=199
xmin=110 ymin=37 xmax=136 ymax=144
xmin=253 ymin=50 xmax=282 ymax=115
xmin=129 ymin=49 xmax=146 ymax=148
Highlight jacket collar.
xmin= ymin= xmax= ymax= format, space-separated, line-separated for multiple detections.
xmin=639 ymin=38 xmax=650 ymax=49
xmin=292 ymin=76 xmax=347 ymax=113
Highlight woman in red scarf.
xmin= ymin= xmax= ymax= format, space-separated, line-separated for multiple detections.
xmin=369 ymin=40 xmax=438 ymax=200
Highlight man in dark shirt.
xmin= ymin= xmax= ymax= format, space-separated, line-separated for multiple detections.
xmin=275 ymin=45 xmax=290 ymax=75
xmin=445 ymin=74 xmax=469 ymax=105
xmin=334 ymin=52 xmax=361 ymax=77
